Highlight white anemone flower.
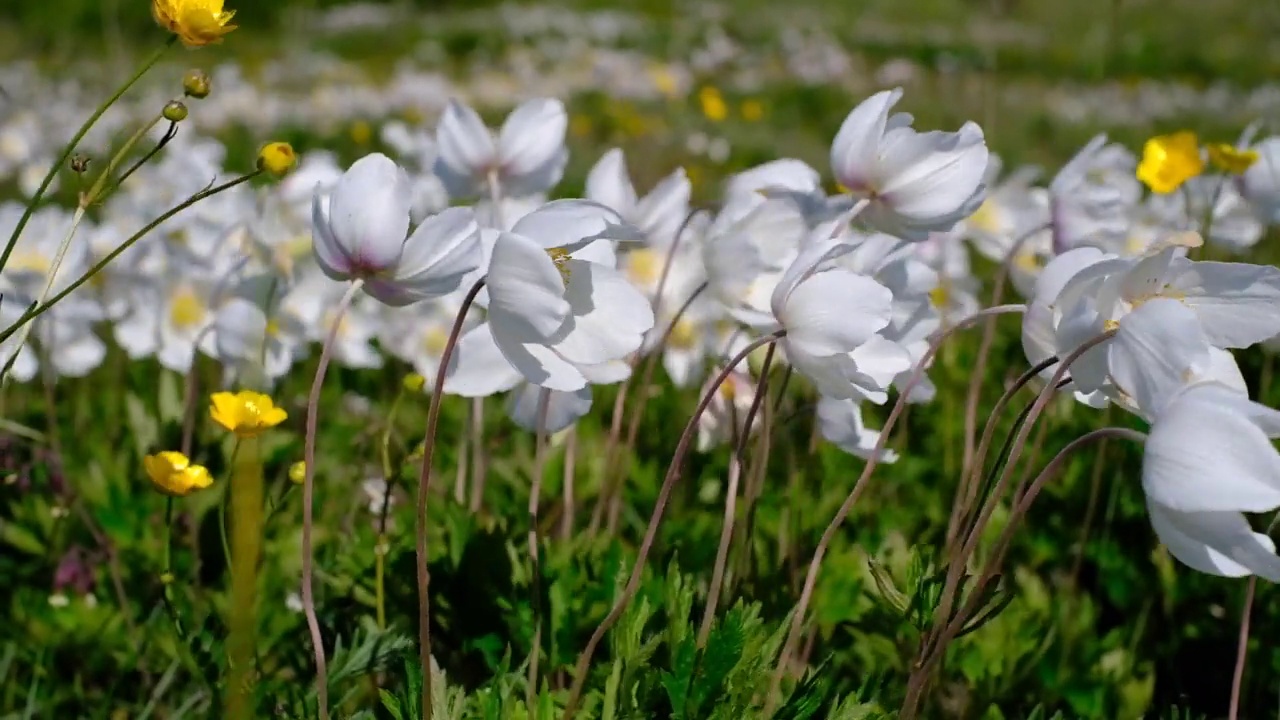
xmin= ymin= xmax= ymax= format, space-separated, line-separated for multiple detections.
xmin=433 ymin=98 xmax=569 ymax=199
xmin=1048 ymin=134 xmax=1141 ymax=254
xmin=507 ymin=383 xmax=595 ymax=434
xmin=696 ymin=367 xmax=757 ymax=452
xmin=312 ymin=153 xmax=483 ymax=306
xmin=770 ymin=232 xmax=896 ymax=400
xmin=1239 ymin=136 xmax=1280 ymax=224
xmin=829 ymin=88 xmax=989 ymax=241
xmin=586 ymin=148 xmax=691 ymax=248
xmin=1142 ymin=381 xmax=1280 ymax=581
xmin=472 ymin=200 xmax=651 ymax=392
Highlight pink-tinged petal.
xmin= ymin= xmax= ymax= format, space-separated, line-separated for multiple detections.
xmin=390 ymin=207 xmax=483 ymax=302
xmin=443 ymin=323 xmax=522 ymax=398
xmin=1143 ymin=384 xmax=1280 ymax=513
xmin=487 ymin=231 xmax=570 ymax=343
xmin=585 ymin=148 xmax=638 ymax=216
xmin=311 ymin=193 xmax=354 ymax=280
xmin=779 ymin=270 xmax=892 ymax=357
xmin=328 ymin=153 xmax=411 ymax=274
xmin=551 ymin=261 xmax=654 ymax=365
xmin=830 ymin=89 xmax=902 ymax=191
xmin=497 ymin=98 xmax=568 ymax=195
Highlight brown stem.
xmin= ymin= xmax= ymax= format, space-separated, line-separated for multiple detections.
xmin=561 ymin=332 xmax=784 ymax=720
xmin=527 ymin=388 xmax=552 ymax=711
xmin=300 ymin=279 xmax=364 ymax=720
xmin=1229 ymin=577 xmax=1257 ymax=720
xmin=415 ymin=278 xmax=486 ymax=719
xmin=764 ymin=304 xmax=1026 ymax=714
xmin=468 ymin=398 xmax=487 ymax=512
xmin=698 ymin=342 xmax=776 ymax=647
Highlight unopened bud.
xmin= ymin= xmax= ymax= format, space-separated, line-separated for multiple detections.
xmin=182 ymin=69 xmax=211 ymax=99
xmin=403 ymin=373 xmax=426 ymax=392
xmin=70 ymin=154 xmax=91 ymax=174
xmin=162 ymin=100 xmax=189 ymax=123
xmin=289 ymin=461 xmax=306 ymax=485
xmin=257 ymin=142 xmax=298 ymax=178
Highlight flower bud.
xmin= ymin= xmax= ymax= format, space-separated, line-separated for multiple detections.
xmin=257 ymin=142 xmax=297 ymax=178
xmin=162 ymin=100 xmax=189 ymax=123
xmin=289 ymin=461 xmax=306 ymax=484
xmin=182 ymin=69 xmax=211 ymax=99
xmin=403 ymin=373 xmax=426 ymax=392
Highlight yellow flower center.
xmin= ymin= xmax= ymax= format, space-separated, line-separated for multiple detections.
xmin=8 ymin=250 xmax=50 ymax=276
xmin=967 ymin=200 xmax=1000 ymax=234
xmin=265 ymin=319 xmax=281 ymax=338
xmin=625 ymin=248 xmax=662 ymax=287
xmin=168 ymin=289 xmax=206 ymax=331
xmin=1013 ymin=251 xmax=1043 ymax=273
xmin=928 ymin=283 xmax=951 ymax=309
xmin=349 ymin=120 xmax=373 ymax=146
xmin=422 ymin=327 xmax=450 ymax=356
xmin=669 ymin=317 xmax=698 ymax=350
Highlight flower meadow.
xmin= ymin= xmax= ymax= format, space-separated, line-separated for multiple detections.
xmin=7 ymin=1 xmax=1280 ymax=718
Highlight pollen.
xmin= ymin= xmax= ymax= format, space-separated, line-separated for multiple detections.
xmin=547 ymin=247 xmax=573 ymax=283
xmin=625 ymin=248 xmax=662 ymax=287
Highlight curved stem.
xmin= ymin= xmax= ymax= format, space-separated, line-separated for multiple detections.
xmin=1229 ymin=577 xmax=1257 ymax=720
xmin=415 ymin=278 xmax=486 ymax=720
xmin=561 ymin=331 xmax=784 ymax=720
xmin=527 ymin=388 xmax=552 ymax=710
xmin=300 ymin=280 xmax=364 ymax=720
xmin=376 ymin=385 xmax=409 ymax=631
xmin=0 ymin=38 xmax=173 ymax=274
xmin=698 ymin=341 xmax=776 ymax=647
xmin=764 ymin=304 xmax=1026 ymax=712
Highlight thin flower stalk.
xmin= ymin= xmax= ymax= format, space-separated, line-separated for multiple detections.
xmin=300 ymin=279 xmax=365 ymax=720
xmin=227 ymin=436 xmax=265 ymax=718
xmin=527 ymin=388 xmax=552 ymax=712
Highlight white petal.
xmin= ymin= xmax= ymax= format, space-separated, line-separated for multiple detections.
xmin=1143 ymin=384 xmax=1280 ymax=513
xmin=879 ymin=123 xmax=989 ymax=222
xmin=816 ymin=396 xmax=898 ymax=463
xmin=328 ymin=153 xmax=411 ymax=273
xmin=497 ymin=98 xmax=568 ymax=195
xmin=830 ymin=89 xmax=902 ymax=191
xmin=635 ymin=168 xmax=692 ymax=244
xmin=382 ymin=207 xmax=482 ymax=304
xmin=310 ymin=193 xmax=354 ymax=280
xmin=551 ymin=261 xmax=654 ymax=365
xmin=780 ymin=271 xmax=892 ymax=357
xmin=435 ymin=99 xmax=495 ymax=193
xmin=491 ymin=330 xmax=587 ymax=392
xmin=486 ymin=231 xmax=570 ymax=343
xmin=585 ymin=148 xmax=638 ymax=216
xmin=511 ymin=199 xmax=640 ymax=252
xmin=1147 ymin=501 xmax=1280 ymax=580
xmin=1174 ymin=260 xmax=1280 ymax=348
xmin=1109 ymin=298 xmax=1210 ymax=418
xmin=507 ymin=384 xmax=593 ymax=433
xmin=443 ymin=323 xmax=522 ymax=397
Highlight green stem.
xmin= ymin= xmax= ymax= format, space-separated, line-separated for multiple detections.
xmin=0 ymin=172 xmax=261 ymax=349
xmin=0 ymin=38 xmax=174 ymax=275
xmin=375 ymin=386 xmax=408 ymax=631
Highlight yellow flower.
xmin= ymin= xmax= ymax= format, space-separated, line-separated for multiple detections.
xmin=152 ymin=0 xmax=237 ymax=48
xmin=740 ymin=99 xmax=764 ymax=122
xmin=257 ymin=142 xmax=297 ymax=177
xmin=699 ymin=87 xmax=728 ymax=123
xmin=144 ymin=451 xmax=213 ymax=496
xmin=1207 ymin=143 xmax=1259 ymax=174
xmin=1136 ymin=131 xmax=1204 ymax=194
xmin=209 ymin=391 xmax=288 ymax=437
xmin=288 ymin=461 xmax=307 ymax=485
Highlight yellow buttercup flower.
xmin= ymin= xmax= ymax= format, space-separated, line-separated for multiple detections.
xmin=144 ymin=451 xmax=213 ymax=496
xmin=699 ymin=87 xmax=728 ymax=123
xmin=1136 ymin=131 xmax=1204 ymax=194
xmin=1207 ymin=143 xmax=1259 ymax=174
xmin=257 ymin=142 xmax=297 ymax=177
xmin=210 ymin=390 xmax=288 ymax=437
xmin=153 ymin=0 xmax=237 ymax=47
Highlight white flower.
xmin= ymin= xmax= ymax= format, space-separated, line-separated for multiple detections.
xmin=770 ymin=231 xmax=898 ymax=400
xmin=1142 ymin=382 xmax=1280 ymax=580
xmin=830 ymin=88 xmax=989 ymax=241
xmin=1048 ymin=134 xmax=1141 ymax=254
xmin=312 ymin=153 xmax=483 ymax=306
xmin=450 ymin=200 xmax=651 ymax=392
xmin=434 ymin=98 xmax=569 ymax=199
xmin=1240 ymin=136 xmax=1280 ymax=224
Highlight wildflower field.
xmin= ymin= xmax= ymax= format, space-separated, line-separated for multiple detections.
xmin=5 ymin=0 xmax=1280 ymax=718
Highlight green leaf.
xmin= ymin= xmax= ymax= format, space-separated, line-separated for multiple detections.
xmin=124 ymin=392 xmax=158 ymax=458
xmin=380 ymin=689 xmax=404 ymax=720
xmin=602 ymin=658 xmax=622 ymax=720
xmin=867 ymin=558 xmax=909 ymax=615
xmin=689 ymin=608 xmax=748 ymax=714
xmin=660 ymin=636 xmax=697 ymax=719
xmin=0 ymin=521 xmax=44 ymax=555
